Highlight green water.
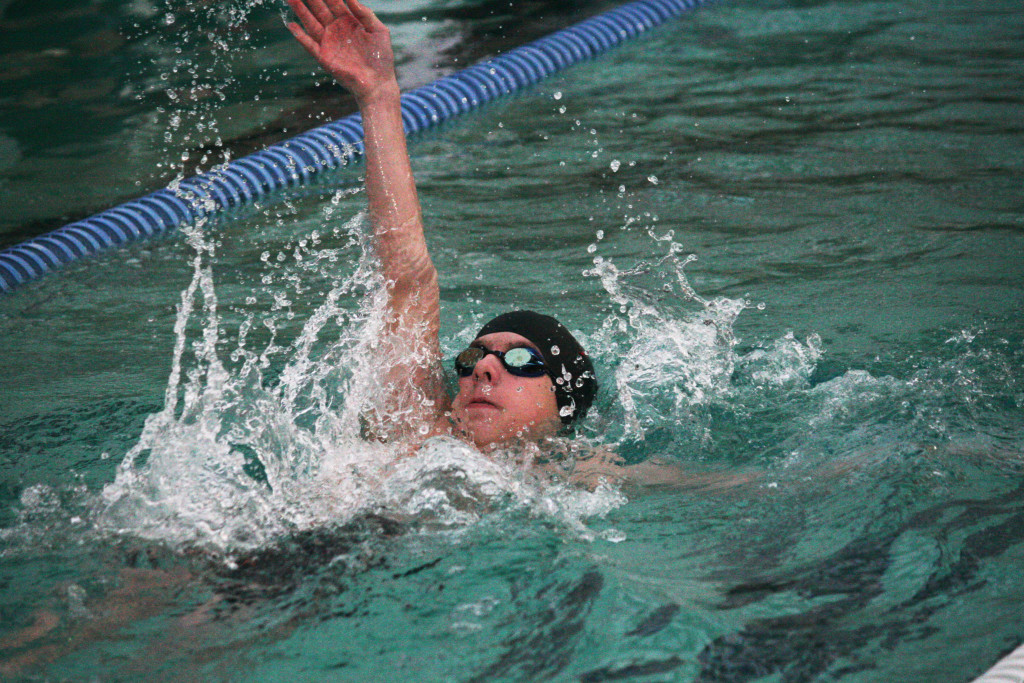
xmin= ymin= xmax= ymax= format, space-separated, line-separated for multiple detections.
xmin=2 ymin=0 xmax=1023 ymax=681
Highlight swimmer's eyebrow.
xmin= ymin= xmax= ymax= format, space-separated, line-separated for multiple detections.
xmin=469 ymin=340 xmax=540 ymax=353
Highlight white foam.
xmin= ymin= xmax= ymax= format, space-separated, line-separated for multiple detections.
xmin=95 ymin=218 xmax=627 ymax=557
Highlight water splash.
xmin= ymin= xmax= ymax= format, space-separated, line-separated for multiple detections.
xmin=94 ymin=213 xmax=626 ymax=558
xmin=383 ymin=437 xmax=626 ymax=537
xmin=127 ymin=0 xmax=291 ymax=181
xmin=585 ymin=243 xmax=821 ymax=447
xmin=0 ymin=484 xmax=91 ymax=557
xmin=97 ymin=213 xmax=386 ymax=554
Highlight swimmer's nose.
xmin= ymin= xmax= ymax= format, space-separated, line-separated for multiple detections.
xmin=472 ymin=351 xmax=502 ymax=382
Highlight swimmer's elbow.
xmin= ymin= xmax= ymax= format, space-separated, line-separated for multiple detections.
xmin=387 ymin=252 xmax=438 ymax=307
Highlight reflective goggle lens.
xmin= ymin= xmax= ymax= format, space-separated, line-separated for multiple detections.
xmin=454 ymin=346 xmax=548 ymax=378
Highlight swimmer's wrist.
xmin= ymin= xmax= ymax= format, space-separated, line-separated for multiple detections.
xmin=355 ymin=79 xmax=401 ymax=110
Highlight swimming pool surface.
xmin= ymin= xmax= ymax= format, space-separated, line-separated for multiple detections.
xmin=2 ymin=0 xmax=1023 ymax=680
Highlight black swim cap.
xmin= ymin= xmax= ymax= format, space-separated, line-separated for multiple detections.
xmin=476 ymin=310 xmax=598 ymax=425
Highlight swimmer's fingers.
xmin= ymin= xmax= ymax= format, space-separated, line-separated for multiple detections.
xmin=303 ymin=0 xmax=337 ymax=28
xmin=288 ymin=0 xmax=395 ymax=96
xmin=286 ymin=0 xmax=324 ymax=42
xmin=342 ymin=0 xmax=386 ymax=32
xmin=0 ymin=609 xmax=60 ymax=651
xmin=286 ymin=20 xmax=320 ymax=60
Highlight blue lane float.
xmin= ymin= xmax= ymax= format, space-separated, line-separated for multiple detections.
xmin=0 ymin=0 xmax=707 ymax=294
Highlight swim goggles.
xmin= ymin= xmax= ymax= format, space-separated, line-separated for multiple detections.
xmin=454 ymin=345 xmax=548 ymax=378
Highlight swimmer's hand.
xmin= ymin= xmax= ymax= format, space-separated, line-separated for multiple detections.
xmin=286 ymin=0 xmax=396 ymax=103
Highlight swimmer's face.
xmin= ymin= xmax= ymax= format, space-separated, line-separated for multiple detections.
xmin=449 ymin=332 xmax=561 ymax=449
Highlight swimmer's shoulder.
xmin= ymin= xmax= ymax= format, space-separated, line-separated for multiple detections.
xmin=360 ymin=413 xmax=454 ymax=453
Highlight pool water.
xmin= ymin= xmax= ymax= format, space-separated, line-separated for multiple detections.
xmin=2 ymin=0 xmax=1023 ymax=680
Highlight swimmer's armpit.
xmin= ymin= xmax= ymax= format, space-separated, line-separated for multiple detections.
xmin=567 ymin=447 xmax=628 ymax=489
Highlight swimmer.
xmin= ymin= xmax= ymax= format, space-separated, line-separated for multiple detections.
xmin=284 ymin=0 xmax=758 ymax=490
xmin=286 ymin=0 xmax=596 ymax=450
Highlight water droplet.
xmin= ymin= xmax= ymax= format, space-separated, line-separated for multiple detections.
xmin=647 ymin=175 xmax=659 ymax=185
xmin=553 ymin=91 xmax=563 ymax=100
xmin=600 ymin=528 xmax=627 ymax=543
xmin=610 ymin=160 xmax=621 ymax=172
xmin=550 ymin=345 xmax=560 ymax=355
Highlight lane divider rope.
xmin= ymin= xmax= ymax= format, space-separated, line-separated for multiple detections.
xmin=0 ymin=0 xmax=707 ymax=293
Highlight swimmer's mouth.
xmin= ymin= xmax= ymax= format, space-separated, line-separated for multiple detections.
xmin=467 ymin=397 xmax=499 ymax=409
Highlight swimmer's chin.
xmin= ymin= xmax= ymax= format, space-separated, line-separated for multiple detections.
xmin=447 ymin=417 xmax=558 ymax=453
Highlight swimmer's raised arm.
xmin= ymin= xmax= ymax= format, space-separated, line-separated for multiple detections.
xmin=287 ymin=0 xmax=448 ymax=437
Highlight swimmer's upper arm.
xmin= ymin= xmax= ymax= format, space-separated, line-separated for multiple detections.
xmin=346 ymin=83 xmax=449 ymax=441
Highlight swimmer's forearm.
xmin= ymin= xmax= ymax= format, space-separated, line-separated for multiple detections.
xmin=286 ymin=0 xmax=434 ymax=293
xmin=358 ymin=76 xmax=446 ymax=429
xmin=358 ymin=81 xmax=435 ymax=291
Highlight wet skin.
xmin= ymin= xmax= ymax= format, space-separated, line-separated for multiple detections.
xmin=448 ymin=332 xmax=562 ymax=449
